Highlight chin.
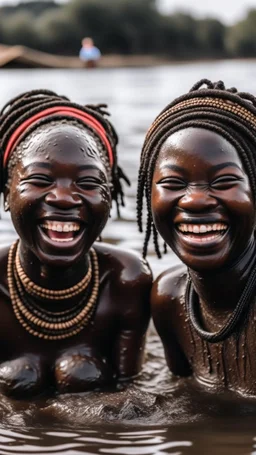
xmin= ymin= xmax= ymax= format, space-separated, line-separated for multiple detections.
xmin=179 ymin=253 xmax=230 ymax=272
xmin=32 ymin=226 xmax=96 ymax=268
xmin=34 ymin=239 xmax=93 ymax=268
xmin=35 ymin=249 xmax=86 ymax=268
xmin=168 ymin=229 xmax=232 ymax=272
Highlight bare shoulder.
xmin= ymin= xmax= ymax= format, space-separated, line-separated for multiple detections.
xmin=94 ymin=242 xmax=152 ymax=288
xmin=152 ymin=262 xmax=187 ymax=302
xmin=152 ymin=264 xmax=191 ymax=377
xmin=151 ymin=262 xmax=187 ymax=316
xmin=0 ymin=245 xmax=11 ymax=279
xmin=0 ymin=244 xmax=11 ymax=289
xmin=94 ymin=243 xmax=152 ymax=324
xmin=0 ymin=244 xmax=10 ymax=263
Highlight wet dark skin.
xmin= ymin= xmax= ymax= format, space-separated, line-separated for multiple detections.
xmin=151 ymin=127 xmax=256 ymax=395
xmin=0 ymin=123 xmax=152 ymax=397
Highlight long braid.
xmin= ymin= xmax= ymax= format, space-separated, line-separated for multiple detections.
xmin=0 ymin=90 xmax=130 ymax=213
xmin=137 ymin=79 xmax=256 ymax=257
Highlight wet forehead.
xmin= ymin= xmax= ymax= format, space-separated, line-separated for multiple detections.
xmin=157 ymin=127 xmax=244 ymax=170
xmin=20 ymin=123 xmax=105 ymax=170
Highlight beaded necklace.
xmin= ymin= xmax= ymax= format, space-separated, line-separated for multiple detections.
xmin=185 ymin=264 xmax=256 ymax=343
xmin=7 ymin=240 xmax=100 ymax=340
xmin=15 ymin=242 xmax=92 ymax=300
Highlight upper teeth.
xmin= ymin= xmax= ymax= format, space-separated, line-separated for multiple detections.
xmin=178 ymin=223 xmax=227 ymax=233
xmin=40 ymin=221 xmax=80 ymax=232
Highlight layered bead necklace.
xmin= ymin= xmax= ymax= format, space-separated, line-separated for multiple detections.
xmin=7 ymin=240 xmax=100 ymax=340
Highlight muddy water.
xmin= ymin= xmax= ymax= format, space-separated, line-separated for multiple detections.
xmin=1 ymin=61 xmax=256 ymax=453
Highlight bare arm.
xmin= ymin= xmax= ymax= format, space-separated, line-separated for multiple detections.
xmin=112 ymin=271 xmax=152 ymax=380
xmin=151 ymin=271 xmax=192 ymax=377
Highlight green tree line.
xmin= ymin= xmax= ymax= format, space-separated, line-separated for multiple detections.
xmin=0 ymin=0 xmax=254 ymax=59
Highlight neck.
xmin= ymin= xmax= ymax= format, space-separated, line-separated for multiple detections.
xmin=18 ymin=242 xmax=89 ymax=291
xmin=189 ymin=238 xmax=256 ymax=315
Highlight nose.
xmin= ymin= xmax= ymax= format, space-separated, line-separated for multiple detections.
xmin=178 ymin=186 xmax=218 ymax=213
xmin=45 ymin=184 xmax=82 ymax=210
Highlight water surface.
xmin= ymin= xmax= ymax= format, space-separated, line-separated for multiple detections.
xmin=0 ymin=61 xmax=256 ymax=454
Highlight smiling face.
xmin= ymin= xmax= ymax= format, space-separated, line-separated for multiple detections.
xmin=151 ymin=127 xmax=255 ymax=271
xmin=7 ymin=123 xmax=111 ymax=267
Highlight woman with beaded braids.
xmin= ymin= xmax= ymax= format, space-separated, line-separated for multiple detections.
xmin=0 ymin=89 xmax=151 ymax=398
xmin=138 ymin=79 xmax=256 ymax=395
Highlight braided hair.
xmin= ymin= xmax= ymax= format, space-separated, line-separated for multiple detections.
xmin=137 ymin=79 xmax=256 ymax=258
xmin=0 ymin=89 xmax=129 ymax=215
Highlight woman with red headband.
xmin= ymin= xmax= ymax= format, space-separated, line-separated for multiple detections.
xmin=0 ymin=90 xmax=152 ymax=397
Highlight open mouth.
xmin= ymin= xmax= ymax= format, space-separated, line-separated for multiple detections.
xmin=176 ymin=223 xmax=228 ymax=244
xmin=39 ymin=220 xmax=82 ymax=243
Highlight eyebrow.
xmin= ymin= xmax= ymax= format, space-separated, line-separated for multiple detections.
xmin=161 ymin=162 xmax=242 ymax=172
xmin=211 ymin=162 xmax=242 ymax=172
xmin=161 ymin=164 xmax=184 ymax=172
xmin=23 ymin=163 xmax=102 ymax=172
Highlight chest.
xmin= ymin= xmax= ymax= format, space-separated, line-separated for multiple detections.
xmin=0 ymin=293 xmax=119 ymax=362
xmin=182 ymin=304 xmax=256 ymax=393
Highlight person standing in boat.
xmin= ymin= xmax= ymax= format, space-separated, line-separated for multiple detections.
xmin=137 ymin=79 xmax=256 ymax=396
xmin=79 ymin=37 xmax=101 ymax=68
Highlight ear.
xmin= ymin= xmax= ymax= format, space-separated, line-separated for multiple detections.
xmin=3 ymin=187 xmax=9 ymax=212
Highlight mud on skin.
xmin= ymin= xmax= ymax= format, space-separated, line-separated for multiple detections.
xmin=1 ymin=330 xmax=256 ymax=428
xmin=151 ymin=126 xmax=256 ymax=396
xmin=0 ymin=117 xmax=152 ymax=397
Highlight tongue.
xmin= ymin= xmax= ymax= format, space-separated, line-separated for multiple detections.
xmin=47 ymin=230 xmax=74 ymax=240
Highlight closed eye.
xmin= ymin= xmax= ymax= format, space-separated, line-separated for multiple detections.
xmin=157 ymin=177 xmax=187 ymax=190
xmin=77 ymin=177 xmax=103 ymax=189
xmin=211 ymin=175 xmax=242 ymax=190
xmin=21 ymin=174 xmax=53 ymax=186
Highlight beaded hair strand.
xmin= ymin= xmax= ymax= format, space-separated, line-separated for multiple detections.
xmin=137 ymin=79 xmax=256 ymax=258
xmin=0 ymin=90 xmax=130 ymax=215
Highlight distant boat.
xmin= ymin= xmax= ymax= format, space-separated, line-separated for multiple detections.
xmin=0 ymin=44 xmax=84 ymax=68
xmin=0 ymin=44 xmax=168 ymax=69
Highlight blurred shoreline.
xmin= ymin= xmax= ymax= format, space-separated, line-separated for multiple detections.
xmin=1 ymin=44 xmax=256 ymax=69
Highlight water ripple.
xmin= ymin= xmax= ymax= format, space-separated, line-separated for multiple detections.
xmin=0 ymin=427 xmax=192 ymax=455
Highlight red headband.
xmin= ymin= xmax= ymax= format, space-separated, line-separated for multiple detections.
xmin=3 ymin=106 xmax=114 ymax=168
